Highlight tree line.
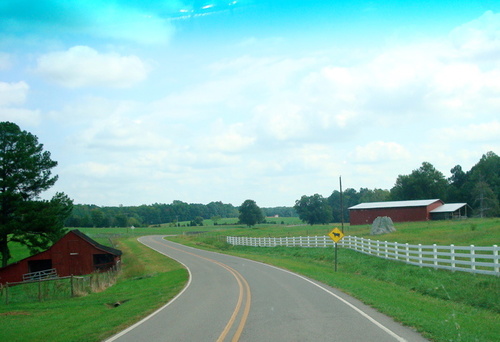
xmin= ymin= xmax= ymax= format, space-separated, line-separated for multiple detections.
xmin=67 ymin=151 xmax=499 ymax=228
xmin=65 ymin=201 xmax=298 ymax=228
xmin=295 ymin=151 xmax=500 ymax=224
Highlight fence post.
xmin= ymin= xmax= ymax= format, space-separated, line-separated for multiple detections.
xmin=418 ymin=244 xmax=422 ymax=267
xmin=5 ymin=282 xmax=8 ymax=305
xmin=450 ymin=244 xmax=455 ymax=271
xmin=494 ymin=245 xmax=499 ymax=274
xmin=385 ymin=241 xmax=388 ymax=259
xmin=405 ymin=243 xmax=410 ymax=262
xmin=38 ymin=278 xmax=42 ymax=302
xmin=470 ymin=245 xmax=476 ymax=271
xmin=433 ymin=244 xmax=438 ymax=268
xmin=71 ymin=275 xmax=74 ymax=297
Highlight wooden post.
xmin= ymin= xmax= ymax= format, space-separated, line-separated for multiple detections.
xmin=5 ymin=283 xmax=8 ymax=305
xmin=38 ymin=278 xmax=42 ymax=302
xmin=71 ymin=275 xmax=74 ymax=297
xmin=334 ymin=242 xmax=338 ymax=272
xmin=340 ymin=176 xmax=344 ymax=234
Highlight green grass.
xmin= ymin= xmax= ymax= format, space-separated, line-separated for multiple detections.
xmin=0 ymin=237 xmax=188 ymax=342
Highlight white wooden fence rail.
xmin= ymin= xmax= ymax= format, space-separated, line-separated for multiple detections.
xmin=226 ymin=235 xmax=499 ymax=276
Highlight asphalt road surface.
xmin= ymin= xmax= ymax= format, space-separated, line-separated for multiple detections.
xmin=105 ymin=235 xmax=428 ymax=342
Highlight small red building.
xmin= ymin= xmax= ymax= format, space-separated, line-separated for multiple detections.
xmin=0 ymin=230 xmax=121 ymax=284
xmin=348 ymin=199 xmax=444 ymax=226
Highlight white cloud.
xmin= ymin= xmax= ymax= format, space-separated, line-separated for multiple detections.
xmin=0 ymin=81 xmax=40 ymax=125
xmin=200 ymin=121 xmax=255 ymax=153
xmin=434 ymin=121 xmax=500 ymax=143
xmin=35 ymin=46 xmax=149 ymax=88
xmin=351 ymin=141 xmax=411 ymax=163
xmin=0 ymin=107 xmax=41 ymax=126
xmin=0 ymin=81 xmax=28 ymax=106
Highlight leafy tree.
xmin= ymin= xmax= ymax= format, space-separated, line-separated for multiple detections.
xmin=294 ymin=194 xmax=333 ymax=225
xmin=472 ymin=181 xmax=500 ymax=217
xmin=466 ymin=152 xmax=500 ymax=207
xmin=193 ymin=216 xmax=204 ymax=226
xmin=211 ymin=215 xmax=222 ymax=225
xmin=447 ymin=165 xmax=468 ymax=202
xmin=114 ymin=213 xmax=128 ymax=227
xmin=261 ymin=206 xmax=297 ymax=217
xmin=0 ymin=122 xmax=73 ymax=267
xmin=359 ymin=187 xmax=390 ymax=203
xmin=238 ymin=199 xmax=264 ymax=227
xmin=390 ymin=162 xmax=448 ymax=200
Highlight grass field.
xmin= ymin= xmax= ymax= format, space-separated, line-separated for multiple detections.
xmin=1 ymin=217 xmax=499 ymax=341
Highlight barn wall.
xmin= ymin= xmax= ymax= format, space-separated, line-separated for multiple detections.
xmin=350 ymin=205 xmax=440 ymax=226
xmin=0 ymin=231 xmax=121 ymax=284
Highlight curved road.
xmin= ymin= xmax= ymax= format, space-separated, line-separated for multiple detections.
xmin=106 ymin=235 xmax=427 ymax=342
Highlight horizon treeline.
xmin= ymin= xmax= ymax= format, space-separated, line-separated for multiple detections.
xmin=66 ymin=151 xmax=499 ymax=227
xmin=65 ymin=201 xmax=297 ymax=228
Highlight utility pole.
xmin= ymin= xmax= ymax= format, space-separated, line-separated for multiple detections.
xmin=340 ymin=176 xmax=344 ymax=234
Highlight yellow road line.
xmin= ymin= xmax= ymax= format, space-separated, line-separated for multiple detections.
xmin=150 ymin=238 xmax=251 ymax=342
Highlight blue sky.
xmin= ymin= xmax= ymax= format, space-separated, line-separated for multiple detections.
xmin=1 ymin=1 xmax=499 ymax=207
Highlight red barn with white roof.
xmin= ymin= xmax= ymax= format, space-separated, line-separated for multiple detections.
xmin=348 ymin=199 xmax=444 ymax=226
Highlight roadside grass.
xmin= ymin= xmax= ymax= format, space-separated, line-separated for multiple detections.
xmin=0 ymin=237 xmax=188 ymax=342
xmin=169 ymin=232 xmax=500 ymax=342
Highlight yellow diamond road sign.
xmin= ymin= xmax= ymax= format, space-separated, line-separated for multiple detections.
xmin=328 ymin=228 xmax=344 ymax=243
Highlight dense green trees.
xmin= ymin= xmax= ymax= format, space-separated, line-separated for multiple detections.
xmin=391 ymin=162 xmax=448 ymax=200
xmin=294 ymin=194 xmax=333 ymax=225
xmin=66 ymin=201 xmax=239 ymax=228
xmin=238 ymin=199 xmax=264 ymax=227
xmin=320 ymin=152 xmax=499 ymax=222
xmin=387 ymin=152 xmax=500 ymax=217
xmin=0 ymin=122 xmax=73 ymax=267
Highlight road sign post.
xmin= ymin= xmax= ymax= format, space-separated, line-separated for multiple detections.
xmin=328 ymin=228 xmax=345 ymax=272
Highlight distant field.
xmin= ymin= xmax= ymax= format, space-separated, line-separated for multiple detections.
xmin=8 ymin=217 xmax=499 ymax=265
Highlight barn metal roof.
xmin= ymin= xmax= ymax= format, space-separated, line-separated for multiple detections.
xmin=430 ymin=203 xmax=468 ymax=213
xmin=348 ymin=199 xmax=441 ymax=210
xmin=71 ymin=229 xmax=122 ymax=256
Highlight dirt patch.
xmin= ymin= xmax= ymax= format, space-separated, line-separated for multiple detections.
xmin=0 ymin=311 xmax=31 ymax=316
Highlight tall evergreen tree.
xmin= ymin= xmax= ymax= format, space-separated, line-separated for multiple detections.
xmin=0 ymin=122 xmax=73 ymax=267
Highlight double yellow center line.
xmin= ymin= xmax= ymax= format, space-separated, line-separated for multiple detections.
xmin=152 ymin=239 xmax=251 ymax=342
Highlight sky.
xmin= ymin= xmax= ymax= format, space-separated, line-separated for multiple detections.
xmin=1 ymin=0 xmax=499 ymax=208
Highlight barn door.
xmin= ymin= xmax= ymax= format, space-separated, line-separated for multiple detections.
xmin=67 ymin=240 xmax=83 ymax=275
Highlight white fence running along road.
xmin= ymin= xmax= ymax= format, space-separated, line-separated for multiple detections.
xmin=226 ymin=235 xmax=500 ymax=276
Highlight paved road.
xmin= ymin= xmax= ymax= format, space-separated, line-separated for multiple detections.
xmin=106 ymin=236 xmax=428 ymax=342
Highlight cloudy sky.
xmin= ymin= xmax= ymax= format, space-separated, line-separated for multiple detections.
xmin=1 ymin=1 xmax=499 ymax=207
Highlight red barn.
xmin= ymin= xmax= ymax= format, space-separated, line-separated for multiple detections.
xmin=0 ymin=230 xmax=121 ymax=284
xmin=348 ymin=199 xmax=444 ymax=226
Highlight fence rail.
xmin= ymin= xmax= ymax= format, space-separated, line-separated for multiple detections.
xmin=22 ymin=268 xmax=58 ymax=282
xmin=1 ymin=268 xmax=119 ymax=305
xmin=226 ymin=235 xmax=499 ymax=276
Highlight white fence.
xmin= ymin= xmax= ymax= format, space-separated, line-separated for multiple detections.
xmin=226 ymin=235 xmax=500 ymax=276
